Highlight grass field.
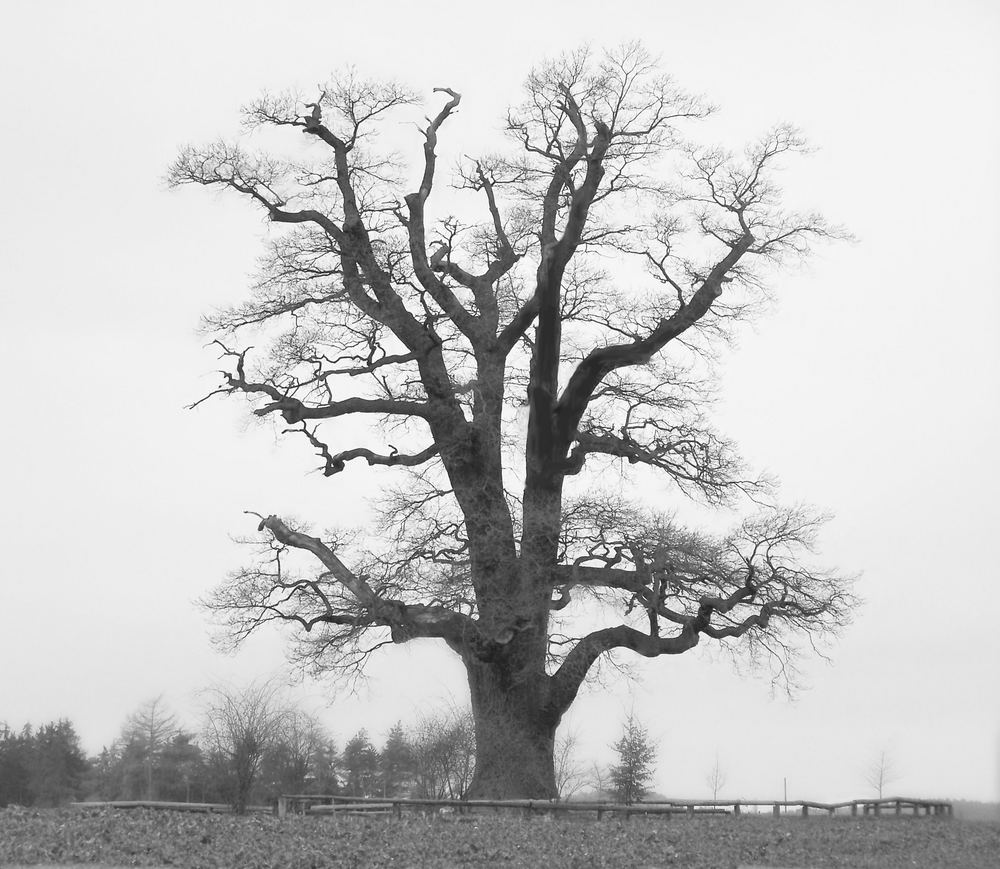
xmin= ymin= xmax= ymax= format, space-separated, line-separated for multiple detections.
xmin=0 ymin=806 xmax=997 ymax=868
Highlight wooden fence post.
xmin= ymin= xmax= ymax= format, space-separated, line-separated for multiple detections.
xmin=277 ymin=796 xmax=287 ymax=819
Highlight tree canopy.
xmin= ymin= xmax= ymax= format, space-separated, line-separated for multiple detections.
xmin=170 ymin=43 xmax=857 ymax=797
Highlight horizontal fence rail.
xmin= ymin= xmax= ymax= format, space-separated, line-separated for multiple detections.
xmin=275 ymin=793 xmax=953 ymax=820
xmin=643 ymin=797 xmax=954 ymax=818
xmin=71 ymin=800 xmax=272 ymax=814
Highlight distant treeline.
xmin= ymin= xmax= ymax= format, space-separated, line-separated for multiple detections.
xmin=952 ymin=800 xmax=1000 ymax=822
xmin=0 ymin=687 xmax=476 ymax=811
xmin=4 ymin=700 xmax=663 ymax=813
xmin=0 ymin=720 xmax=89 ymax=807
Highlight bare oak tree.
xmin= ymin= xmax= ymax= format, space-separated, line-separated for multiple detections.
xmin=171 ymin=44 xmax=857 ymax=798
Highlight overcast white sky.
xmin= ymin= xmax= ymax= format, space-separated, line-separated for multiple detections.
xmin=1 ymin=0 xmax=998 ymax=804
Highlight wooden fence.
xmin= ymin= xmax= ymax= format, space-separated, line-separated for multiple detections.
xmin=72 ymin=800 xmax=272 ymax=815
xmin=642 ymin=797 xmax=954 ymax=818
xmin=276 ymin=793 xmax=953 ymax=820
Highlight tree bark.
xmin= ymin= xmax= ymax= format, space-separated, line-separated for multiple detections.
xmin=463 ymin=656 xmax=558 ymax=799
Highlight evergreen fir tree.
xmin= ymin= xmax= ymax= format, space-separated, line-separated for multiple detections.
xmin=609 ymin=714 xmax=656 ymax=805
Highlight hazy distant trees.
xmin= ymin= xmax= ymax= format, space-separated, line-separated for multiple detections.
xmin=378 ymin=722 xmax=415 ymax=797
xmin=82 ymin=698 xmax=208 ymax=803
xmin=259 ymin=709 xmax=337 ymax=797
xmin=331 ymin=711 xmax=474 ymax=799
xmin=201 ymin=682 xmax=294 ymax=813
xmin=82 ymin=745 xmax=119 ymax=802
xmin=28 ymin=720 xmax=89 ymax=806
xmin=122 ymin=696 xmax=180 ymax=800
xmin=341 ymin=729 xmax=379 ymax=797
xmin=1 ymin=704 xmax=667 ymax=809
xmin=410 ymin=709 xmax=476 ymax=800
xmin=2 ymin=704 xmax=488 ymax=808
xmin=609 ymin=714 xmax=656 ymax=805
xmin=0 ymin=720 xmax=88 ymax=807
xmin=0 ymin=723 xmax=32 ymax=806
xmin=156 ymin=733 xmax=207 ymax=802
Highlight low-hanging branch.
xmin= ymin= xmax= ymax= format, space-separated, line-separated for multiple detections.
xmin=250 ymin=514 xmax=502 ymax=655
xmin=547 ymin=583 xmax=804 ymax=715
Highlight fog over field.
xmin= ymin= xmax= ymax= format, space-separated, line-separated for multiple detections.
xmin=1 ymin=0 xmax=997 ymax=804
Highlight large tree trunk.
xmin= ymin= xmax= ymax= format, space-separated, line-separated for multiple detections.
xmin=460 ymin=449 xmax=565 ymax=799
xmin=464 ymin=657 xmax=559 ymax=799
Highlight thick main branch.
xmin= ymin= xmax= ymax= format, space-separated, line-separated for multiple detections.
xmin=555 ymin=232 xmax=754 ymax=448
xmin=256 ymin=514 xmax=487 ymax=651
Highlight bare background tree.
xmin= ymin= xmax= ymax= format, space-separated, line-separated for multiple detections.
xmin=865 ymin=749 xmax=899 ymax=800
xmin=553 ymin=731 xmax=588 ymax=800
xmin=587 ymin=761 xmax=611 ymax=800
xmin=171 ymin=43 xmax=857 ymax=797
xmin=201 ymin=681 xmax=288 ymax=813
xmin=410 ymin=708 xmax=476 ymax=800
xmin=706 ymin=752 xmax=727 ymax=800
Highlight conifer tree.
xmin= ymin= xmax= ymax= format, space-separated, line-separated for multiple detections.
xmin=609 ymin=714 xmax=655 ymax=805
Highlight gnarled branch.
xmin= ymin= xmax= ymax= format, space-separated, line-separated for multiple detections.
xmin=554 ymin=231 xmax=754 ymax=450
xmin=251 ymin=513 xmax=490 ymax=653
xmin=288 ymin=423 xmax=439 ymax=476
